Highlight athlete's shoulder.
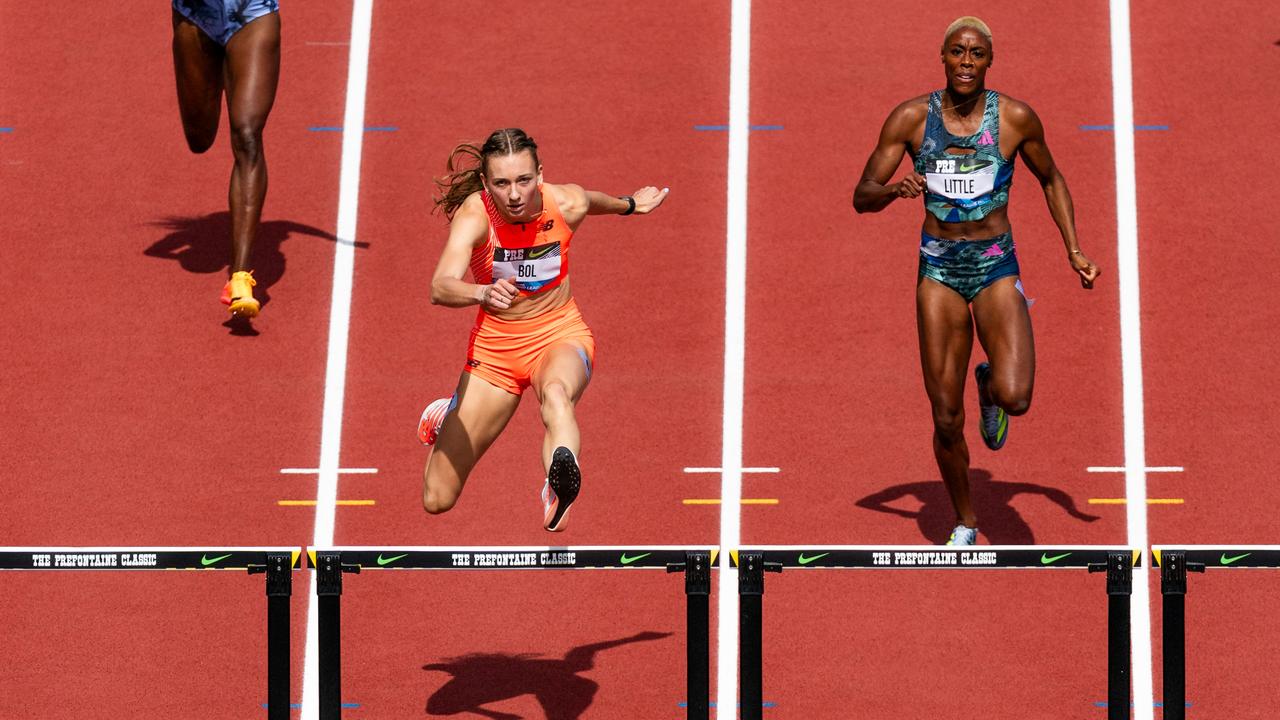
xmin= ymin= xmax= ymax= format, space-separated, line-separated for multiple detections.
xmin=545 ymin=182 xmax=588 ymax=215
xmin=889 ymin=93 xmax=931 ymax=121
xmin=997 ymin=93 xmax=1039 ymax=126
xmin=880 ymin=94 xmax=930 ymax=140
xmin=449 ymin=191 xmax=490 ymax=244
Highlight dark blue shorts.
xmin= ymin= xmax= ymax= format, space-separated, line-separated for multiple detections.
xmin=173 ymin=0 xmax=278 ymax=46
xmin=918 ymin=231 xmax=1020 ymax=302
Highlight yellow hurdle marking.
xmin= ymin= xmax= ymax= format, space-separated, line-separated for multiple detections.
xmin=1088 ymin=498 xmax=1184 ymax=505
xmin=683 ymin=498 xmax=779 ymax=505
xmin=277 ymin=500 xmax=376 ymax=506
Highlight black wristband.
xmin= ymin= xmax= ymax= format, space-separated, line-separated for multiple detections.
xmin=620 ymin=196 xmax=636 ymax=215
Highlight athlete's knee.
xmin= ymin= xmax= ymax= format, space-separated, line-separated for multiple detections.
xmin=991 ymin=382 xmax=1033 ymax=416
xmin=539 ymin=382 xmax=575 ymax=426
xmin=228 ymin=121 xmax=265 ymax=163
xmin=930 ymin=405 xmax=965 ymax=441
xmin=422 ymin=485 xmax=458 ymax=515
xmin=183 ymin=127 xmax=217 ymax=154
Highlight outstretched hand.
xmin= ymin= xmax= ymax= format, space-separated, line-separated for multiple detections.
xmin=1069 ymin=250 xmax=1101 ymax=289
xmin=630 ymin=186 xmax=670 ymax=214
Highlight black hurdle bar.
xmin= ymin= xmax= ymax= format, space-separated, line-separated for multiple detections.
xmin=734 ymin=547 xmax=1136 ymax=719
xmin=738 ymin=551 xmax=782 ymax=720
xmin=668 ymin=550 xmax=712 ymax=720
xmin=315 ymin=547 xmax=710 ymax=719
xmin=1089 ymin=550 xmax=1134 ymax=720
xmin=1158 ymin=550 xmax=1201 ymax=720
xmin=315 ymin=551 xmax=360 ymax=720
xmin=248 ymin=552 xmax=295 ymax=720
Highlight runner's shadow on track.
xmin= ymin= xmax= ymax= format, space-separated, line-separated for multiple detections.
xmin=142 ymin=211 xmax=359 ymax=312
xmin=421 ymin=630 xmax=671 ymax=719
xmin=854 ymin=469 xmax=1101 ymax=544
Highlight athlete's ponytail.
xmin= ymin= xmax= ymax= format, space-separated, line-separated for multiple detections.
xmin=433 ymin=128 xmax=541 ymax=220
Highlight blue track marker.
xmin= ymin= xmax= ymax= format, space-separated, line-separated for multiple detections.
xmin=308 ymin=126 xmax=397 ymax=132
xmin=694 ymin=124 xmax=785 ymax=131
xmin=1079 ymin=124 xmax=1170 ymax=131
xmin=0 ymin=127 xmax=14 ymax=133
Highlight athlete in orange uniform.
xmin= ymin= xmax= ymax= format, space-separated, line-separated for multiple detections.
xmin=418 ymin=128 xmax=669 ymax=531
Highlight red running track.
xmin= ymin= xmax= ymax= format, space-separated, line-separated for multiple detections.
xmin=3 ymin=1 xmax=1278 ymax=718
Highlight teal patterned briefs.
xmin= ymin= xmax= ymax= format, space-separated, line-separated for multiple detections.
xmin=918 ymin=231 xmax=1020 ymax=302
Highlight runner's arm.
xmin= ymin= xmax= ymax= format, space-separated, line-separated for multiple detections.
xmin=430 ymin=194 xmax=516 ymax=308
xmin=853 ymin=102 xmax=925 ymax=214
xmin=1012 ymin=101 xmax=1100 ymax=288
xmin=584 ymin=186 xmax=669 ymax=215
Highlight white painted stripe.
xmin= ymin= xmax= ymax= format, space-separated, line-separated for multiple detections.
xmin=301 ymin=3 xmax=373 ymax=719
xmin=719 ymin=0 xmax=751 ymax=713
xmin=1109 ymin=1 xmax=1153 ymax=717
xmin=684 ymin=466 xmax=778 ymax=474
xmin=279 ymin=467 xmax=379 ymax=474
xmin=1087 ymin=466 xmax=1182 ymax=473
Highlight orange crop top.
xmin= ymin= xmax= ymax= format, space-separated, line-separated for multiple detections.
xmin=471 ymin=185 xmax=574 ymax=295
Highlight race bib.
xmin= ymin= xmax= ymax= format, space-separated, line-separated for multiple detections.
xmin=492 ymin=242 xmax=562 ymax=292
xmin=925 ymin=156 xmax=996 ymax=201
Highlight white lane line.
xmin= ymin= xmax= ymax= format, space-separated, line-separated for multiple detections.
xmin=279 ymin=467 xmax=379 ymax=474
xmin=1087 ymin=466 xmax=1182 ymax=473
xmin=301 ymin=2 xmax=374 ymax=719
xmin=719 ymin=0 xmax=751 ymax=714
xmin=1109 ymin=1 xmax=1154 ymax=717
xmin=684 ymin=466 xmax=778 ymax=474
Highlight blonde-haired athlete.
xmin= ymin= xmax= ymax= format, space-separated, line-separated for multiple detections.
xmin=853 ymin=18 xmax=1100 ymax=546
xmin=418 ymin=128 xmax=669 ymax=531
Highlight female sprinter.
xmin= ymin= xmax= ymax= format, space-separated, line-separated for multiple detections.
xmin=852 ymin=17 xmax=1101 ymax=545
xmin=171 ymin=0 xmax=280 ymax=319
xmin=417 ymin=129 xmax=669 ymax=532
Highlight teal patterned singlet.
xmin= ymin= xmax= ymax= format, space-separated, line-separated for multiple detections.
xmin=913 ymin=90 xmax=1015 ymax=223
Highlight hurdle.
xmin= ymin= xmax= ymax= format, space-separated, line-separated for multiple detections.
xmin=0 ymin=546 xmax=302 ymax=719
xmin=1153 ymin=545 xmax=1280 ymax=720
xmin=731 ymin=545 xmax=1141 ymax=720
xmin=309 ymin=545 xmax=716 ymax=720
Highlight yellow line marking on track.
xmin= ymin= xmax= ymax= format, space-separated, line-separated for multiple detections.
xmin=683 ymin=498 xmax=778 ymax=505
xmin=277 ymin=500 xmax=376 ymax=506
xmin=1088 ymin=498 xmax=1184 ymax=505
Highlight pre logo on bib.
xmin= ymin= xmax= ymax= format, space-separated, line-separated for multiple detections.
xmin=925 ymin=156 xmax=996 ymax=201
xmin=493 ymin=242 xmax=562 ymax=292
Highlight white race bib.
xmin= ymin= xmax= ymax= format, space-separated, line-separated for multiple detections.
xmin=492 ymin=242 xmax=562 ymax=292
xmin=925 ymin=157 xmax=996 ymax=201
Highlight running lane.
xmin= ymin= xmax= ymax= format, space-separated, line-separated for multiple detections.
xmin=1133 ymin=4 xmax=1280 ymax=717
xmin=742 ymin=2 xmax=1125 ymax=716
xmin=327 ymin=2 xmax=729 ymax=717
xmin=1 ymin=3 xmax=352 ymax=716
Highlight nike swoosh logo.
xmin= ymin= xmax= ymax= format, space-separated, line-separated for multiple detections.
xmin=377 ymin=553 xmax=408 ymax=566
xmin=958 ymin=162 xmax=988 ymax=172
xmin=201 ymin=553 xmax=232 ymax=566
xmin=797 ymin=553 xmax=830 ymax=565
xmin=1040 ymin=552 xmax=1072 ymax=565
xmin=620 ymin=553 xmax=651 ymax=565
xmin=1220 ymin=553 xmax=1251 ymax=565
xmin=526 ymin=244 xmax=557 ymax=259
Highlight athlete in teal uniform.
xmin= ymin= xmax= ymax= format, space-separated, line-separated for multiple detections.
xmin=853 ymin=17 xmax=1101 ymax=546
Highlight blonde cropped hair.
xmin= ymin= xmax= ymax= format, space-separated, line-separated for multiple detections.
xmin=942 ymin=16 xmax=993 ymax=51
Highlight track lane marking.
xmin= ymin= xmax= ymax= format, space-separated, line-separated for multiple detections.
xmin=1109 ymin=1 xmax=1154 ymax=715
xmin=718 ymin=0 xmax=752 ymax=712
xmin=301 ymin=2 xmax=373 ymax=719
